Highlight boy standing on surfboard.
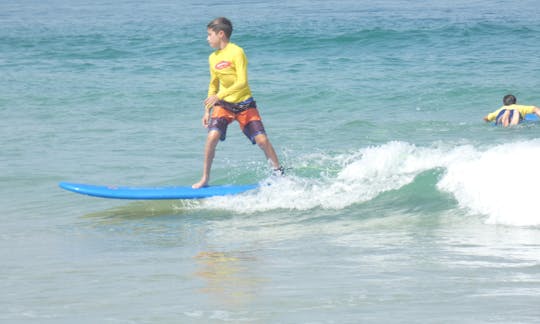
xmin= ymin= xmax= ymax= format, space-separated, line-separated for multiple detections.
xmin=192 ymin=17 xmax=283 ymax=189
xmin=483 ymin=94 xmax=540 ymax=127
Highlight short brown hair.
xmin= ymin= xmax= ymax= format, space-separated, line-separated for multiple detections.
xmin=207 ymin=17 xmax=233 ymax=39
xmin=503 ymin=94 xmax=517 ymax=106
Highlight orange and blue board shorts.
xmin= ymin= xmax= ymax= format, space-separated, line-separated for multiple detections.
xmin=208 ymin=98 xmax=266 ymax=144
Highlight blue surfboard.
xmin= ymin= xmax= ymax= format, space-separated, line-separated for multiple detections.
xmin=59 ymin=182 xmax=258 ymax=200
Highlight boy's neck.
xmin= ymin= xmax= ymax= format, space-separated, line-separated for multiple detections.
xmin=218 ymin=40 xmax=229 ymax=50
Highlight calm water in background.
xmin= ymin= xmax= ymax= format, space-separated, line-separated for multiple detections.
xmin=2 ymin=0 xmax=540 ymax=322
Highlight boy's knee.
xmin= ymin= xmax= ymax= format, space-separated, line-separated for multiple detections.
xmin=207 ymin=130 xmax=222 ymax=142
xmin=255 ymin=134 xmax=269 ymax=148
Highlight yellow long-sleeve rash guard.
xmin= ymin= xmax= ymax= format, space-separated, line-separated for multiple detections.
xmin=208 ymin=42 xmax=252 ymax=103
xmin=485 ymin=104 xmax=536 ymax=122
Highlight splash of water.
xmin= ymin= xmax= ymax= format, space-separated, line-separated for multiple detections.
xmin=202 ymin=140 xmax=540 ymax=227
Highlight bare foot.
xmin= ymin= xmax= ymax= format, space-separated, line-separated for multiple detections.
xmin=192 ymin=178 xmax=209 ymax=189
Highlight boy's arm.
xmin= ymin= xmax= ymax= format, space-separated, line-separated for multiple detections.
xmin=204 ymin=58 xmax=220 ymax=111
xmin=200 ymin=60 xmax=220 ymax=127
xmin=533 ymin=107 xmax=540 ymax=118
xmin=484 ymin=107 xmax=502 ymax=122
xmin=484 ymin=112 xmax=496 ymax=122
xmin=207 ymin=63 xmax=219 ymax=100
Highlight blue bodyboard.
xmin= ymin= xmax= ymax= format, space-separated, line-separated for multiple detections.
xmin=59 ymin=182 xmax=258 ymax=200
xmin=524 ymin=113 xmax=539 ymax=121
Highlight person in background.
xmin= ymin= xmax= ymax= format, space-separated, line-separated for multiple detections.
xmin=483 ymin=94 xmax=540 ymax=127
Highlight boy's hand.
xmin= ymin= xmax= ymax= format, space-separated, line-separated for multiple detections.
xmin=202 ymin=95 xmax=219 ymax=128
xmin=202 ymin=110 xmax=210 ymax=127
xmin=204 ymin=95 xmax=219 ymax=109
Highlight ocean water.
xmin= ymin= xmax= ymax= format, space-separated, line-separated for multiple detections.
xmin=2 ymin=0 xmax=540 ymax=322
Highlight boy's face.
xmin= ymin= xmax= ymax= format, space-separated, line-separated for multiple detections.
xmin=207 ymin=29 xmax=223 ymax=49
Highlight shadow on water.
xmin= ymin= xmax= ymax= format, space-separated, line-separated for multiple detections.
xmin=82 ymin=199 xmax=234 ymax=223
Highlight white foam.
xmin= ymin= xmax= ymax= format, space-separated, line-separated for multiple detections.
xmin=438 ymin=139 xmax=540 ymax=226
xmin=204 ymin=142 xmax=434 ymax=212
xmin=202 ymin=140 xmax=540 ymax=227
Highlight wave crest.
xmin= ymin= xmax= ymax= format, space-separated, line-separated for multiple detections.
xmin=203 ymin=140 xmax=540 ymax=227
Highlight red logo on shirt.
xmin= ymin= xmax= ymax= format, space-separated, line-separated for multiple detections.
xmin=215 ymin=61 xmax=232 ymax=70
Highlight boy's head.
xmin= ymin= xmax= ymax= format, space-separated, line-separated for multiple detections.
xmin=207 ymin=17 xmax=233 ymax=40
xmin=503 ymin=94 xmax=517 ymax=106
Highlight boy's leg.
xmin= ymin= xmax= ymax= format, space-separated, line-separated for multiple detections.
xmin=509 ymin=109 xmax=521 ymax=126
xmin=192 ymin=130 xmax=221 ymax=189
xmin=501 ymin=110 xmax=511 ymax=127
xmin=253 ymin=133 xmax=281 ymax=170
xmin=238 ymin=108 xmax=283 ymax=173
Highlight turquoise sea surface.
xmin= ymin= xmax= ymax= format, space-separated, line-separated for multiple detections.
xmin=2 ymin=0 xmax=540 ymax=322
